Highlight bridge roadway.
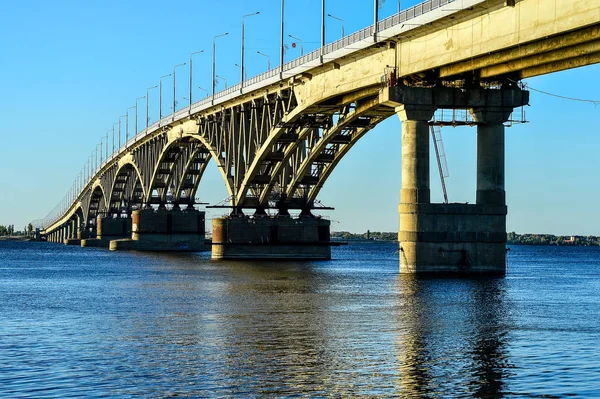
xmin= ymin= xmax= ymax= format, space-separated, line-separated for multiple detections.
xmin=40 ymin=0 xmax=600 ymax=273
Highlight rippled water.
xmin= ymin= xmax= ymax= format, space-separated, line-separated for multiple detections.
xmin=1 ymin=241 xmax=599 ymax=398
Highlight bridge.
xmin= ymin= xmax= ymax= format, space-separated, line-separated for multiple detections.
xmin=36 ymin=0 xmax=600 ymax=274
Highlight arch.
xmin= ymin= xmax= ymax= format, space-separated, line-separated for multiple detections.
xmin=85 ymin=185 xmax=107 ymax=234
xmin=108 ymin=163 xmax=145 ymax=216
xmin=146 ymin=136 xmax=213 ymax=206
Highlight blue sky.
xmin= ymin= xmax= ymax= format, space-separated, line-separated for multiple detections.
xmin=1 ymin=0 xmax=599 ymax=235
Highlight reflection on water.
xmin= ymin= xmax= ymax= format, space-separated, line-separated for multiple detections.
xmin=1 ymin=241 xmax=599 ymax=398
xmin=394 ymin=277 xmax=512 ymax=398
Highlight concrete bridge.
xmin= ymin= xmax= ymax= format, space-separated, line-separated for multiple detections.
xmin=38 ymin=0 xmax=600 ymax=274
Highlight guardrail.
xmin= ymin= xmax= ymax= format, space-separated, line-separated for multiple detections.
xmin=38 ymin=0 xmax=460 ymax=230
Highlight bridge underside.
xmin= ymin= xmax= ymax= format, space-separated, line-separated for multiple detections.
xmin=41 ymin=0 xmax=599 ymax=272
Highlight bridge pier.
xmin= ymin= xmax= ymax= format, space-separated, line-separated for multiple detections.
xmin=64 ymin=219 xmax=81 ymax=245
xmin=211 ymin=215 xmax=331 ymax=260
xmin=81 ymin=216 xmax=131 ymax=248
xmin=387 ymin=85 xmax=528 ymax=275
xmin=110 ymin=208 xmax=207 ymax=251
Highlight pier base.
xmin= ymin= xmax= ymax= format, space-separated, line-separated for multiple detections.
xmin=118 ymin=208 xmax=207 ymax=252
xmin=81 ymin=217 xmax=131 ymax=248
xmin=399 ymin=203 xmax=506 ymax=275
xmin=64 ymin=238 xmax=81 ymax=246
xmin=212 ymin=216 xmax=332 ymax=260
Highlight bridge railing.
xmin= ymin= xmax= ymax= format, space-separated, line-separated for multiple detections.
xmin=38 ymin=0 xmax=463 ymax=231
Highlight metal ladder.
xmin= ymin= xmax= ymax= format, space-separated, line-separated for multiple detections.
xmin=430 ymin=125 xmax=449 ymax=204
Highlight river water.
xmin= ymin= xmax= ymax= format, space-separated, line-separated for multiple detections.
xmin=0 ymin=241 xmax=599 ymax=398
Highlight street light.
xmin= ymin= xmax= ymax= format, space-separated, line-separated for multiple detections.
xmin=126 ymin=106 xmax=135 ymax=145
xmin=234 ymin=64 xmax=247 ymax=80
xmin=119 ymin=115 xmax=126 ymax=148
xmin=189 ymin=50 xmax=204 ymax=107
xmin=106 ymin=130 xmax=110 ymax=160
xmin=159 ymin=74 xmax=171 ymax=120
xmin=327 ymin=13 xmax=345 ymax=38
xmin=216 ymin=75 xmax=228 ymax=89
xmin=173 ymin=63 xmax=186 ymax=116
xmin=198 ymin=86 xmax=209 ymax=98
xmin=398 ymin=0 xmax=401 ymax=13
xmin=241 ymin=12 xmax=260 ymax=91
xmin=257 ymin=51 xmax=271 ymax=70
xmin=288 ymin=34 xmax=304 ymax=56
xmin=113 ymin=122 xmax=118 ymax=154
xmin=146 ymin=85 xmax=157 ymax=129
xmin=135 ymin=96 xmax=145 ymax=136
xmin=212 ymin=32 xmax=229 ymax=103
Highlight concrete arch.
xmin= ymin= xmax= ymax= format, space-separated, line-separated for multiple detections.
xmin=146 ymin=135 xmax=214 ymax=205
xmin=86 ymin=185 xmax=107 ymax=234
xmin=108 ymin=163 xmax=145 ymax=216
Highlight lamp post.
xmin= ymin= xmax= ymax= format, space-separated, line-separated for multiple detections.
xmin=288 ymin=34 xmax=304 ymax=56
xmin=173 ymin=62 xmax=186 ymax=116
xmin=126 ymin=106 xmax=135 ymax=146
xmin=198 ymin=87 xmax=209 ymax=98
xmin=113 ymin=122 xmax=118 ymax=154
xmin=146 ymin=85 xmax=157 ymax=129
xmin=159 ymin=74 xmax=171 ymax=120
xmin=212 ymin=32 xmax=229 ymax=104
xmin=135 ymin=96 xmax=145 ymax=136
xmin=234 ymin=64 xmax=247 ymax=81
xmin=106 ymin=130 xmax=109 ymax=160
xmin=398 ymin=0 xmax=401 ymax=13
xmin=280 ymin=0 xmax=284 ymax=78
xmin=257 ymin=51 xmax=271 ymax=70
xmin=189 ymin=50 xmax=204 ymax=108
xmin=216 ymin=75 xmax=228 ymax=89
xmin=119 ymin=115 xmax=126 ymax=148
xmin=327 ymin=13 xmax=345 ymax=38
xmin=241 ymin=12 xmax=260 ymax=91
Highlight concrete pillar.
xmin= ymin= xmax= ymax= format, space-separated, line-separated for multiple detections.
xmin=401 ymin=120 xmax=430 ymax=204
xmin=476 ymin=123 xmax=505 ymax=206
xmin=398 ymin=106 xmax=434 ymax=205
xmin=110 ymin=208 xmax=207 ymax=251
xmin=82 ymin=216 xmax=131 ymax=248
xmin=212 ymin=215 xmax=332 ymax=260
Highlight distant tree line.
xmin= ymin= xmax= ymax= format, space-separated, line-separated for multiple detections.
xmin=331 ymin=231 xmax=600 ymax=246
xmin=331 ymin=230 xmax=397 ymax=241
xmin=0 ymin=223 xmax=34 ymax=236
xmin=507 ymin=232 xmax=600 ymax=246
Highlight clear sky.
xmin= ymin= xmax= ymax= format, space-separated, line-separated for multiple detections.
xmin=1 ymin=0 xmax=599 ymax=235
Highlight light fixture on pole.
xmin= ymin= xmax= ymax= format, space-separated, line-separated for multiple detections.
xmin=189 ymin=50 xmax=204 ymax=108
xmin=173 ymin=62 xmax=186 ymax=116
xmin=280 ymin=0 xmax=284 ymax=79
xmin=216 ymin=75 xmax=228 ymax=89
xmin=257 ymin=51 xmax=271 ymax=70
xmin=119 ymin=115 xmax=126 ymax=148
xmin=106 ymin=130 xmax=110 ymax=160
xmin=159 ymin=74 xmax=171 ymax=120
xmin=212 ymin=32 xmax=229 ymax=104
xmin=241 ymin=12 xmax=260 ymax=92
xmin=327 ymin=13 xmax=345 ymax=38
xmin=135 ymin=96 xmax=145 ymax=136
xmin=126 ymin=106 xmax=135 ymax=146
xmin=146 ymin=85 xmax=157 ymax=129
xmin=288 ymin=34 xmax=304 ymax=56
xmin=113 ymin=123 xmax=118 ymax=154
xmin=197 ymin=86 xmax=209 ymax=98
xmin=234 ymin=64 xmax=247 ymax=81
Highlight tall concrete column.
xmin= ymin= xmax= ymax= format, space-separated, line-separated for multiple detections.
xmin=397 ymin=106 xmax=435 ymax=205
xmin=476 ymin=123 xmax=505 ymax=206
xmin=400 ymin=119 xmax=431 ymax=204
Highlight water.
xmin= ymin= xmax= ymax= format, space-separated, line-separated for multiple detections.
xmin=1 ymin=241 xmax=599 ymax=398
